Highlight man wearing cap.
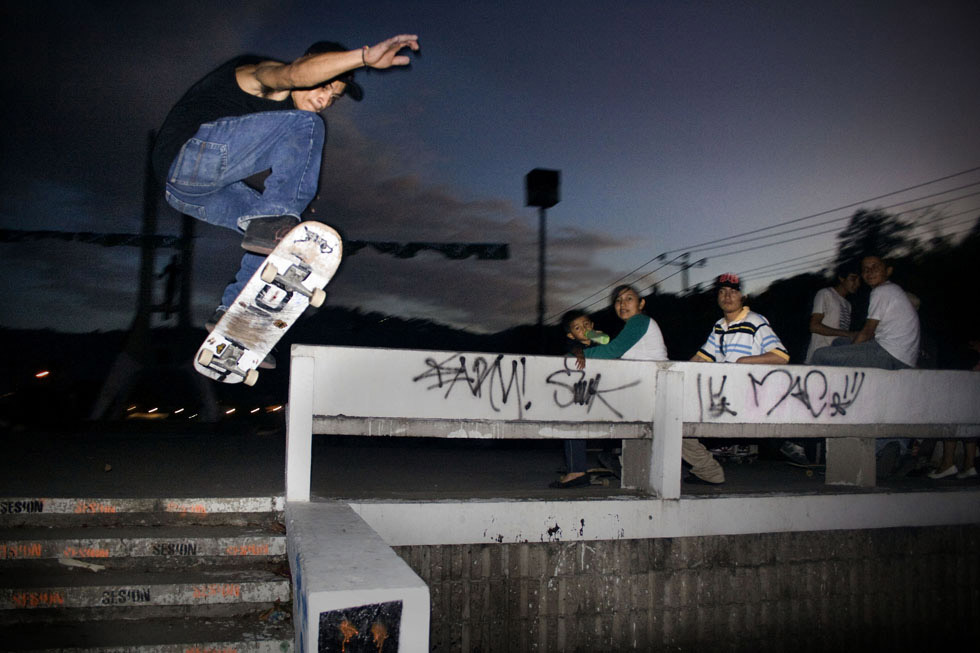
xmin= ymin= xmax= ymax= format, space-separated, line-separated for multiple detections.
xmin=693 ymin=273 xmax=790 ymax=365
xmin=684 ymin=274 xmax=790 ymax=484
xmin=152 ymin=34 xmax=419 ymax=333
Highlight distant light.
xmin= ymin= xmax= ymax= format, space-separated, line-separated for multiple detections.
xmin=148 ymin=407 xmax=158 ymax=413
xmin=35 ymin=371 xmax=50 ymax=379
xmin=188 ymin=413 xmax=198 ymax=420
xmin=174 ymin=408 xmax=185 ymax=414
xmin=250 ymin=407 xmax=260 ymax=414
xmin=127 ymin=405 xmax=137 ymax=412
xmin=225 ymin=408 xmax=236 ymax=415
xmin=267 ymin=405 xmax=283 ymax=413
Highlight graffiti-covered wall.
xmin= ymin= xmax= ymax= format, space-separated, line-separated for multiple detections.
xmin=301 ymin=346 xmax=980 ymax=429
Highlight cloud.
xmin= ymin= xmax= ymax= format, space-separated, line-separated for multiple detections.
xmin=286 ymin=116 xmax=629 ymax=332
xmin=0 ymin=2 xmax=631 ymax=334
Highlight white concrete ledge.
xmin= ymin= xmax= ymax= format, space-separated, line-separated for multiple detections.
xmin=347 ymin=490 xmax=980 ymax=547
xmin=286 ymin=501 xmax=429 ymax=653
xmin=287 ymin=346 xmax=980 ymax=498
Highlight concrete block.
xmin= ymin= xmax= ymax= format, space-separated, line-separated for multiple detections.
xmin=826 ymin=437 xmax=876 ymax=487
xmin=286 ymin=501 xmax=429 ymax=653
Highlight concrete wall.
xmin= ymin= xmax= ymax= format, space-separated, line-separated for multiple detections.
xmin=395 ymin=525 xmax=980 ymax=652
xmin=293 ymin=345 xmax=980 ymax=430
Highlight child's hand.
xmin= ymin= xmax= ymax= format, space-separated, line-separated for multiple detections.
xmin=575 ymin=349 xmax=586 ymax=370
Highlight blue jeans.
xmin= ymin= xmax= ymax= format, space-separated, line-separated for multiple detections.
xmin=163 ymin=110 xmax=326 ymax=308
xmin=564 ymin=440 xmax=588 ymax=474
xmin=810 ymin=340 xmax=910 ymax=370
xmin=810 ymin=340 xmax=911 ymax=456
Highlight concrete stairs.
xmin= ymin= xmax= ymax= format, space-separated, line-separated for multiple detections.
xmin=0 ymin=496 xmax=292 ymax=652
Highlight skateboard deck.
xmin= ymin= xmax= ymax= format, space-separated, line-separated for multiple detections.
xmin=786 ymin=461 xmax=826 ymax=477
xmin=587 ymin=467 xmax=618 ymax=486
xmin=194 ymin=221 xmax=342 ymax=385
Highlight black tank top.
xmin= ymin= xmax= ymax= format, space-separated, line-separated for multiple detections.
xmin=151 ymin=56 xmax=294 ymax=184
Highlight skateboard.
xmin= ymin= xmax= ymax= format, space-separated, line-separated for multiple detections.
xmin=708 ymin=444 xmax=758 ymax=464
xmin=587 ymin=467 xmax=618 ymax=487
xmin=194 ymin=221 xmax=342 ymax=385
xmin=785 ymin=461 xmax=826 ymax=477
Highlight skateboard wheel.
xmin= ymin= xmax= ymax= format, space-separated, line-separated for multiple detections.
xmin=261 ymin=263 xmax=278 ymax=284
xmin=197 ymin=349 xmax=214 ymax=367
xmin=243 ymin=369 xmax=259 ymax=386
xmin=309 ymin=288 xmax=326 ymax=308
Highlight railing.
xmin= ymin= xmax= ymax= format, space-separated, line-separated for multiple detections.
xmin=285 ymin=345 xmax=980 ymax=501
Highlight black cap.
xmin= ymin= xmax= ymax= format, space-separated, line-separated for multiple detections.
xmin=303 ymin=41 xmax=363 ymax=101
xmin=714 ymin=273 xmax=742 ymax=291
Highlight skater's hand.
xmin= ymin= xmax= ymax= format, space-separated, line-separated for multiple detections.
xmin=363 ymin=34 xmax=419 ymax=69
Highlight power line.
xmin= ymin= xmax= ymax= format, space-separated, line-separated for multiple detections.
xmin=682 ymin=189 xmax=980 ymax=263
xmin=662 ymin=166 xmax=980 ymax=256
xmin=682 ymin=184 xmax=980 ymax=257
xmin=551 ymin=166 xmax=980 ymax=321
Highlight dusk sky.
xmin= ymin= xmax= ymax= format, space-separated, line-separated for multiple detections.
xmin=2 ymin=1 xmax=978 ymax=333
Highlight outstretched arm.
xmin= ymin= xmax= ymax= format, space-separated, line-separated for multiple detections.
xmin=362 ymin=34 xmax=420 ymax=68
xmin=244 ymin=34 xmax=419 ymax=94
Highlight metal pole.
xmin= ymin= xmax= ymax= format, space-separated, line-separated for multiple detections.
xmin=537 ymin=206 xmax=546 ymax=346
xmin=679 ymin=252 xmax=690 ymax=293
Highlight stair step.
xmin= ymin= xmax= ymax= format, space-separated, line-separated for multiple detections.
xmin=1 ymin=612 xmax=292 ymax=652
xmin=0 ymin=567 xmax=290 ymax=611
xmin=0 ymin=497 xmax=285 ymax=528
xmin=1 ymin=525 xmax=286 ymax=561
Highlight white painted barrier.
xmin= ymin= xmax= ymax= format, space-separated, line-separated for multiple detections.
xmin=287 ymin=502 xmax=429 ymax=653
xmin=286 ymin=345 xmax=980 ymax=499
xmin=283 ymin=345 xmax=980 ymax=650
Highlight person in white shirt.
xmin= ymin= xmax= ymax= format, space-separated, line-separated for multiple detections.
xmin=811 ymin=256 xmax=919 ymax=369
xmin=811 ymin=255 xmax=921 ymax=477
xmin=804 ymin=263 xmax=861 ymax=363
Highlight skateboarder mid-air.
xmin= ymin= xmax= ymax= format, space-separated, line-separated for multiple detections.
xmin=151 ymin=34 xmax=420 ymax=353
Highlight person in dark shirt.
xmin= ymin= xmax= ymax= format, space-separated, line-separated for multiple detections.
xmin=152 ymin=35 xmax=419 ymax=331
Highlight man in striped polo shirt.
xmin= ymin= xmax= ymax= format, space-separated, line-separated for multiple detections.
xmin=693 ymin=273 xmax=790 ymax=365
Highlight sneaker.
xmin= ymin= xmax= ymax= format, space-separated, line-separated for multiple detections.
xmin=955 ymin=466 xmax=977 ymax=480
xmin=241 ymin=215 xmax=300 ymax=255
xmin=927 ymin=465 xmax=958 ymax=480
xmin=780 ymin=441 xmax=809 ymax=466
xmin=204 ymin=307 xmax=276 ymax=370
xmin=597 ymin=451 xmax=622 ymax=479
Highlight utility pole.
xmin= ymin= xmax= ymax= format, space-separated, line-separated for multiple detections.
xmin=668 ymin=252 xmax=706 ymax=293
xmin=525 ymin=169 xmax=560 ymax=352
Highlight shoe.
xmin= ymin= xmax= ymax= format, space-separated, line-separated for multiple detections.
xmin=780 ymin=441 xmax=809 ymax=466
xmin=204 ymin=307 xmax=276 ymax=370
xmin=683 ymin=474 xmax=723 ymax=486
xmin=548 ymin=474 xmax=591 ymax=489
xmin=927 ymin=465 xmax=958 ymax=479
xmin=597 ymin=451 xmax=622 ymax=479
xmin=242 ymin=215 xmax=300 ymax=255
xmin=955 ymin=466 xmax=977 ymax=479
